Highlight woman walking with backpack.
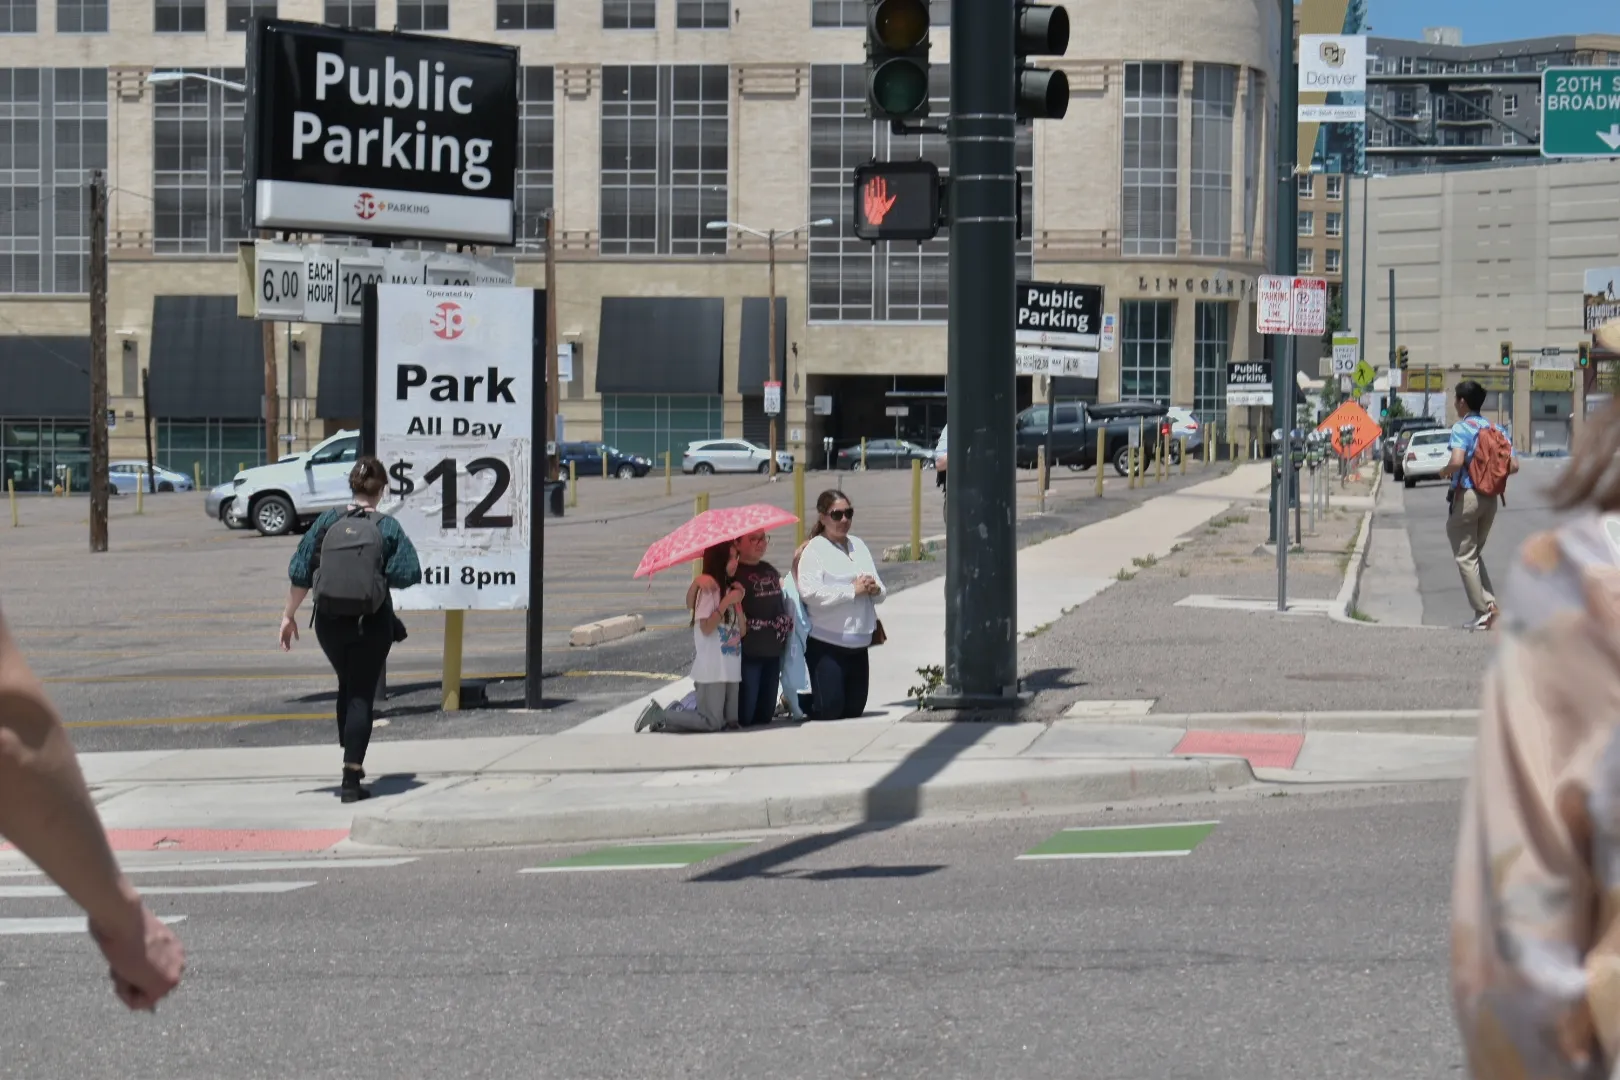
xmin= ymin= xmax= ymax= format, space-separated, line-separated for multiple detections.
xmin=278 ymin=457 xmax=422 ymax=802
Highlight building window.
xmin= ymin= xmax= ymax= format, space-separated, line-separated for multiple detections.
xmin=1193 ymin=302 xmax=1230 ymax=430
xmin=602 ymin=394 xmax=722 ymax=463
xmin=496 ymin=0 xmax=551 ymax=27
xmin=512 ymin=66 xmax=553 ymax=251
xmin=600 ymin=65 xmax=727 ymax=256
xmin=154 ymin=0 xmax=203 ymax=30
xmin=1325 ymin=212 xmax=1341 ymax=237
xmin=153 ymin=68 xmax=245 ymax=256
xmin=0 ymin=0 xmax=36 ymax=31
xmin=1503 ymin=131 xmax=1518 ymax=146
xmin=157 ymin=419 xmax=265 ymax=489
xmin=1325 ymin=248 xmax=1341 ymax=274
xmin=57 ymin=0 xmax=105 ymax=32
xmin=1120 ymin=300 xmax=1174 ymax=402
xmin=1325 ymin=174 xmax=1342 ymax=200
xmin=1 ymin=419 xmax=91 ymax=493
xmin=0 ymin=69 xmax=107 ymax=295
xmin=1189 ymin=64 xmax=1234 ymax=257
xmin=603 ymin=0 xmax=653 ymax=28
xmin=1370 ymin=55 xmax=1383 ymax=74
xmin=395 ymin=0 xmax=447 ymax=30
xmin=808 ymin=63 xmax=1032 ymax=322
xmin=1297 ymin=211 xmax=1313 ymax=237
xmin=324 ymin=0 xmax=374 ymax=25
xmin=1122 ymin=61 xmax=1179 ymax=257
xmin=812 ymin=0 xmax=946 ymax=26
xmin=225 ymin=0 xmax=275 ymax=30
xmin=676 ymin=0 xmax=727 ymax=27
xmin=1296 ymin=174 xmax=1314 ymax=200
xmin=1242 ymin=71 xmax=1262 ymax=259
xmin=1502 ymin=93 xmax=1518 ymax=117
xmin=1297 ymin=248 xmax=1314 ymax=273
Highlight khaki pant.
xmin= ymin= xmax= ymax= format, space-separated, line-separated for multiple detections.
xmin=1446 ymin=488 xmax=1499 ymax=617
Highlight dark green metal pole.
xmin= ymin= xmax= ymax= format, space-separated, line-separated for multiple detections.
xmin=1270 ymin=7 xmax=1299 ymax=613
xmin=942 ymin=0 xmax=1019 ymax=706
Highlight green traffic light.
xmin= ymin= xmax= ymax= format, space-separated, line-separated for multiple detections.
xmin=871 ymin=59 xmax=929 ymax=116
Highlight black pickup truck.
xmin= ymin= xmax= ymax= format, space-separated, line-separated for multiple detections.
xmin=1015 ymin=400 xmax=1171 ymax=476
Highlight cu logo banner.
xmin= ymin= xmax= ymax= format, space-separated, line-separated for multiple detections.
xmin=431 ymin=301 xmax=467 ymax=340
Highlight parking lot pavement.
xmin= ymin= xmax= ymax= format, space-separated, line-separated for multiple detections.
xmin=1 ymin=457 xmax=1225 ymax=751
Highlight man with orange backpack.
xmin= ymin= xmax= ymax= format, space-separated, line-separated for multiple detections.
xmin=1439 ymin=380 xmax=1519 ymax=630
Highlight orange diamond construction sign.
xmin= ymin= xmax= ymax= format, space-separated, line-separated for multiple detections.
xmin=1316 ymin=401 xmax=1380 ymax=459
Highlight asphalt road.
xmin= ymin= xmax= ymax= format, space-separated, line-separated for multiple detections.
xmin=0 ymin=783 xmax=1464 ymax=1079
xmin=1395 ymin=456 xmax=1566 ymax=627
xmin=2 ymin=462 xmax=1227 ymax=753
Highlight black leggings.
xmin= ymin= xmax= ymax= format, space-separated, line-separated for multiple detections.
xmin=804 ymin=637 xmax=870 ymax=721
xmin=313 ymin=610 xmax=394 ymax=767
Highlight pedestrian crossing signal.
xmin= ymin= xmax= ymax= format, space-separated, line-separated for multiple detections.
xmin=852 ymin=160 xmax=941 ymax=242
xmin=1499 ymin=341 xmax=1513 ymax=366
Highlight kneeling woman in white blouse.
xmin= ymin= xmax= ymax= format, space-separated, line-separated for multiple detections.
xmin=794 ymin=490 xmax=886 ymax=721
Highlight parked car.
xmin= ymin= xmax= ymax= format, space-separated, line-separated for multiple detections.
xmin=558 ymin=441 xmax=652 ymax=479
xmin=204 ymin=480 xmax=246 ymax=528
xmin=1165 ymin=407 xmax=1205 ymax=460
xmin=934 ymin=428 xmax=948 ymax=490
xmin=1382 ymin=417 xmax=1441 ymax=473
xmin=1014 ymin=400 xmax=1170 ymax=476
xmin=1391 ymin=426 xmax=1446 ymax=482
xmin=1401 ymin=429 xmax=1453 ymax=488
xmin=108 ymin=460 xmax=194 ymax=494
xmin=681 ymin=440 xmax=794 ymax=475
xmin=834 ymin=439 xmax=933 ymax=471
xmin=226 ymin=429 xmax=360 ymax=536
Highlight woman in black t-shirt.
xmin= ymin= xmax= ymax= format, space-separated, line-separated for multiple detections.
xmin=732 ymin=530 xmax=791 ymax=728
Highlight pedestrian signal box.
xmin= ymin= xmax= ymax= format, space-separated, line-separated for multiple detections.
xmin=852 ymin=160 xmax=941 ymax=242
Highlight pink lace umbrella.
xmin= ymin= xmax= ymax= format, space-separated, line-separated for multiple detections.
xmin=633 ymin=503 xmax=801 ymax=579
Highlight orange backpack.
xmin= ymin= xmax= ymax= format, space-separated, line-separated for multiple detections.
xmin=1465 ymin=418 xmax=1513 ymax=500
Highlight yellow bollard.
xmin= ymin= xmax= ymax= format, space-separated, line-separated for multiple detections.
xmin=135 ymin=471 xmax=145 ymax=515
xmin=441 ymin=609 xmax=465 ymax=712
xmin=238 ymin=461 xmax=244 ymax=475
xmin=1094 ymin=435 xmax=1105 ymax=497
xmin=568 ymin=461 xmax=578 ymax=507
xmin=1035 ymin=445 xmax=1047 ymax=514
xmin=193 ymin=463 xmax=200 ymax=490
xmin=7 ymin=479 xmax=15 ymax=527
xmin=1179 ymin=437 xmax=1188 ymax=475
xmin=663 ymin=451 xmax=672 ymax=496
xmin=910 ymin=458 xmax=923 ymax=559
xmin=793 ymin=455 xmax=806 ymax=548
xmin=860 ymin=437 xmax=867 ymax=471
xmin=1157 ymin=431 xmax=1167 ymax=482
xmin=602 ymin=451 xmax=608 ymax=479
xmin=65 ymin=468 xmax=73 ymax=497
xmin=693 ymin=492 xmax=710 ymax=579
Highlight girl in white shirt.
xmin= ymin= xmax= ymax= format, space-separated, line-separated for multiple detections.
xmin=795 ymin=490 xmax=886 ymax=720
xmin=635 ymin=542 xmax=745 ymax=733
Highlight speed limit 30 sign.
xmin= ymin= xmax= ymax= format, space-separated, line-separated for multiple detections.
xmin=365 ymin=284 xmax=544 ymax=612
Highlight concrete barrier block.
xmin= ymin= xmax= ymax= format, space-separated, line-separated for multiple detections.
xmin=881 ymin=534 xmax=946 ymax=563
xmin=569 ymin=614 xmax=645 ymax=648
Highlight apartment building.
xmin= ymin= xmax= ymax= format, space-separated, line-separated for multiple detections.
xmin=0 ymin=0 xmax=1286 ymax=489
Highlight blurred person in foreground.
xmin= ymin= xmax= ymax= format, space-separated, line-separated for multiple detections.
xmin=0 ymin=604 xmax=185 ymax=1009
xmin=1452 ymin=330 xmax=1620 ymax=1077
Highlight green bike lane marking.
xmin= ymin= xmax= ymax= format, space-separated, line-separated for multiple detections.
xmin=1018 ymin=821 xmax=1219 ymax=861
xmin=520 ymin=841 xmax=757 ymax=874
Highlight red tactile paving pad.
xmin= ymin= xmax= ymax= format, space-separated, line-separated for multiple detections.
xmin=1173 ymin=731 xmax=1304 ymax=770
xmin=3 ymin=829 xmax=349 ymax=854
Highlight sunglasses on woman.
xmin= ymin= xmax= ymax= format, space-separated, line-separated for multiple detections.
xmin=827 ymin=509 xmax=854 ymax=522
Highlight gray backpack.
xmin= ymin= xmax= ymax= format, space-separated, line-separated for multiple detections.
xmin=313 ymin=508 xmax=389 ymax=618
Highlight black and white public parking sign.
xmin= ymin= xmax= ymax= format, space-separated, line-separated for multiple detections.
xmin=1016 ymin=282 xmax=1104 ymax=350
xmin=244 ymin=19 xmax=519 ymax=244
xmin=368 ymin=285 xmax=541 ymax=611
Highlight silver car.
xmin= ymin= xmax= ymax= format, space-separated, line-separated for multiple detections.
xmin=681 ymin=440 xmax=795 ymax=475
xmin=204 ymin=480 xmax=247 ymax=528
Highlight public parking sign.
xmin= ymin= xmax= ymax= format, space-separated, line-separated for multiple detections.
xmin=1256 ymin=275 xmax=1328 ymax=336
xmin=368 ymin=284 xmax=542 ymax=611
xmin=1541 ymin=68 xmax=1620 ymax=158
xmin=1016 ymin=281 xmax=1104 ymax=350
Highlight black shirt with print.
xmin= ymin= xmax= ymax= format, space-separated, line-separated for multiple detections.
xmin=734 ymin=560 xmax=790 ymax=658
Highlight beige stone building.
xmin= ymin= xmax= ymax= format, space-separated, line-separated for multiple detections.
xmin=0 ymin=0 xmax=1286 ymax=492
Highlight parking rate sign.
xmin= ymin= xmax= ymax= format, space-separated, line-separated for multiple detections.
xmin=373 ymin=284 xmax=539 ymax=611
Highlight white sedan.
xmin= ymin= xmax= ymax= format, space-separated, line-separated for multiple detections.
xmin=1401 ymin=430 xmax=1453 ymax=488
xmin=108 ymin=460 xmax=195 ymax=494
xmin=681 ymin=440 xmax=794 ymax=475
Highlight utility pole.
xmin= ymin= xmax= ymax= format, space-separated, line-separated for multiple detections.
xmin=942 ymin=0 xmax=1019 ymax=705
xmin=262 ymin=319 xmax=279 ymax=471
xmin=88 ymin=170 xmax=109 ymax=553
xmin=1270 ymin=6 xmax=1299 ymax=613
xmin=142 ymin=368 xmax=155 ymax=492
xmin=1357 ymin=173 xmax=1369 ymax=360
xmin=544 ymin=210 xmax=560 ymax=482
xmin=767 ymin=228 xmax=779 ymax=479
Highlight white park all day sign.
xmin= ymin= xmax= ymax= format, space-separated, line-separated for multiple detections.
xmin=374 ymin=284 xmax=536 ymax=611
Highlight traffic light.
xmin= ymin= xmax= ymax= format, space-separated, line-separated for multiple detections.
xmin=1499 ymin=340 xmax=1513 ymax=366
xmin=865 ymin=0 xmax=931 ymax=122
xmin=1016 ymin=2 xmax=1071 ymax=121
xmin=1580 ymin=341 xmax=1592 ymax=367
xmin=1379 ymin=396 xmax=1389 ymax=419
xmin=1396 ymin=346 xmax=1409 ymax=372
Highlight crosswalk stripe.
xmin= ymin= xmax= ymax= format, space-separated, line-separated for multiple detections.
xmin=0 ymin=883 xmax=315 ymax=898
xmin=0 ymin=857 xmax=418 ymax=877
xmin=0 ymin=915 xmax=186 ymax=936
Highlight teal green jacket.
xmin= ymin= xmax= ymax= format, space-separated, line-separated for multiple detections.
xmin=288 ymin=507 xmax=424 ymax=591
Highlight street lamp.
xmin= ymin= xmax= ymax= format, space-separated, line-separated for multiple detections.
xmin=707 ymin=218 xmax=833 ymax=477
xmin=146 ymin=71 xmax=247 ymax=92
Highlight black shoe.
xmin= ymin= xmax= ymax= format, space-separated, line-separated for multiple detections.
xmin=340 ymin=770 xmax=372 ymax=803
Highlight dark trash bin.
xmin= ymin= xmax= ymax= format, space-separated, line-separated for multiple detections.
xmin=545 ymin=479 xmax=567 ymax=518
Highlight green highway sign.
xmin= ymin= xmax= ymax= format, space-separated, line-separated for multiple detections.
xmin=1541 ymin=68 xmax=1620 ymax=158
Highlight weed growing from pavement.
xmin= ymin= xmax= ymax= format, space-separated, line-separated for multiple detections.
xmin=1349 ymin=607 xmax=1376 ymax=623
xmin=1115 ymin=567 xmax=1136 ymax=582
xmin=1132 ymin=554 xmax=1158 ymax=569
xmin=909 ymin=665 xmax=945 ymax=704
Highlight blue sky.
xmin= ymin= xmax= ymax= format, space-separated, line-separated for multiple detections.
xmin=1369 ymin=0 xmax=1614 ymax=43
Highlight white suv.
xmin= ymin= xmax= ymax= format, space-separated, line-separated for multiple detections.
xmin=225 ymin=430 xmax=361 ymax=536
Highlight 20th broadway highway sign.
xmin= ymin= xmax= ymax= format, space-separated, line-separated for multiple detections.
xmin=1542 ymin=68 xmax=1620 ymax=158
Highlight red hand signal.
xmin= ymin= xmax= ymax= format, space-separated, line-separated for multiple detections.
xmin=863 ymin=176 xmax=898 ymax=226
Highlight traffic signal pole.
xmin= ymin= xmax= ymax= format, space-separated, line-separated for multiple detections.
xmin=1270 ymin=24 xmax=1299 ymax=614
xmin=940 ymin=0 xmax=1020 ymax=707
